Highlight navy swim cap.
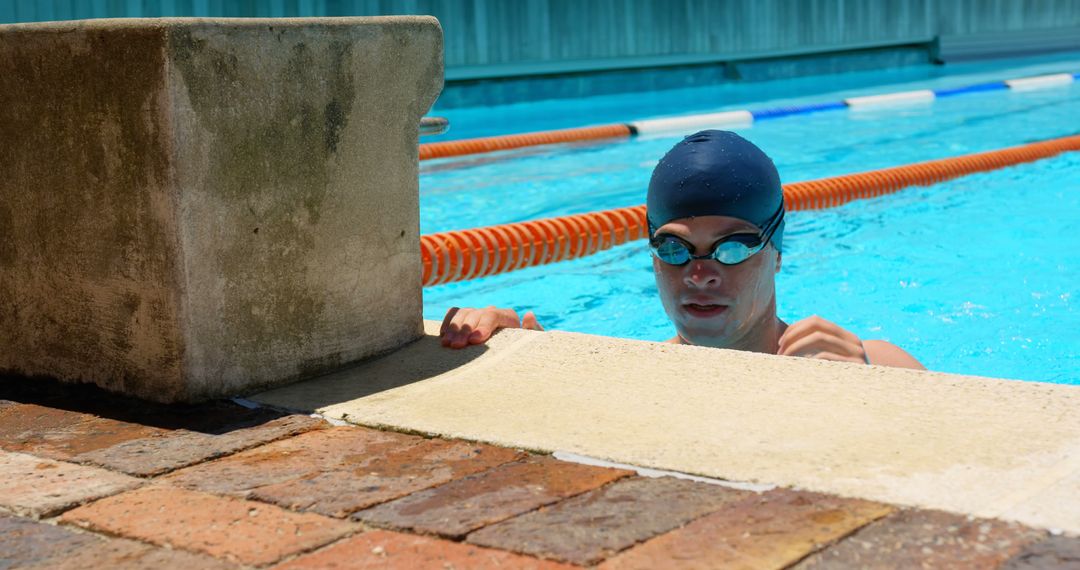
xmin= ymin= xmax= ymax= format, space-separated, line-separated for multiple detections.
xmin=647 ymin=130 xmax=785 ymax=251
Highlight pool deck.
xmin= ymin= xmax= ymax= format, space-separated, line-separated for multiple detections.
xmin=2 ymin=322 xmax=1079 ymax=568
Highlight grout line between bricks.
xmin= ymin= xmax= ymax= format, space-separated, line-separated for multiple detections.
xmin=250 ymin=522 xmax=371 ymax=569
xmin=84 ymin=420 xmax=331 ymax=480
xmin=362 ymin=456 xmax=638 ymax=543
xmin=777 ymin=504 xmax=902 ymax=569
xmin=553 ymin=451 xmax=776 ymax=492
xmin=63 ymin=487 xmax=372 ymax=568
xmin=572 ymin=492 xmax=740 ymax=567
xmin=11 ymin=509 xmax=264 ymax=570
xmin=452 ymin=473 xmax=684 ymax=565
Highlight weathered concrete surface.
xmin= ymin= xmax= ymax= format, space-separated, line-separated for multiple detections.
xmin=0 ymin=18 xmax=442 ymax=402
xmin=253 ymin=321 xmax=1080 ymax=535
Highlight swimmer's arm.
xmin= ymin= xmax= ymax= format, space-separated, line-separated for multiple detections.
xmin=440 ymin=306 xmax=543 ymax=349
xmin=862 ymin=340 xmax=925 ymax=370
xmin=779 ymin=315 xmax=926 ymax=370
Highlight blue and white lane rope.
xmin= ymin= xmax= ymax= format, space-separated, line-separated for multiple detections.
xmin=627 ymin=71 xmax=1077 ymax=134
xmin=420 ymin=71 xmax=1078 ymax=160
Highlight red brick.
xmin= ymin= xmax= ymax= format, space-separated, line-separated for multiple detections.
xmin=600 ymin=488 xmax=894 ymax=569
xmin=357 ymin=455 xmax=633 ymax=538
xmin=162 ymin=426 xmax=428 ymax=494
xmin=0 ymin=512 xmax=100 ymax=566
xmin=0 ymin=451 xmax=142 ymax=518
xmin=164 ymin=426 xmax=524 ymax=517
xmin=59 ymin=486 xmax=358 ymax=567
xmin=794 ymin=509 xmax=1045 ymax=569
xmin=467 ymin=476 xmax=751 ymax=566
xmin=273 ymin=529 xmax=578 ymax=569
xmin=0 ymin=513 xmax=238 ymax=569
xmin=252 ymin=437 xmax=526 ymax=517
xmin=73 ymin=414 xmax=326 ymax=476
xmin=1002 ymin=535 xmax=1080 ymax=569
xmin=0 ymin=402 xmax=164 ymax=461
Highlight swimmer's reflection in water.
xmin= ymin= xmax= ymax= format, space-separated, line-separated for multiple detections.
xmin=440 ymin=130 xmax=924 ymax=370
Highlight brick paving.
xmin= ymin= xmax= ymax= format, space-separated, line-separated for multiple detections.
xmin=1 ymin=512 xmax=238 ymax=569
xmin=74 ymin=414 xmax=325 ymax=476
xmin=467 ymin=476 xmax=753 ymax=565
xmin=272 ymin=529 xmax=578 ymax=569
xmin=355 ymin=455 xmax=633 ymax=538
xmin=0 ymin=402 xmax=166 ymax=461
xmin=1 ymin=376 xmax=1078 ymax=569
xmin=599 ymin=489 xmax=895 ymax=570
xmin=60 ymin=486 xmax=358 ymax=566
xmin=0 ymin=451 xmax=142 ymax=518
xmin=1001 ymin=535 xmax=1080 ymax=569
xmin=792 ymin=509 xmax=1047 ymax=569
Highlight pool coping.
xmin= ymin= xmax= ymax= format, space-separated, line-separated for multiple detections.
xmin=252 ymin=320 xmax=1080 ymax=536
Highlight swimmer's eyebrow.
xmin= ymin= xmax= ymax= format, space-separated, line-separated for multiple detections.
xmin=707 ymin=228 xmax=759 ymax=240
xmin=655 ymin=229 xmax=758 ymax=243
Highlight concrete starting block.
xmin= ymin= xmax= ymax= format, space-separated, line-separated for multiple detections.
xmin=0 ymin=17 xmax=443 ymax=402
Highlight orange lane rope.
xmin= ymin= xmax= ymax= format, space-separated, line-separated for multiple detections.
xmin=420 ymin=133 xmax=1080 ymax=286
xmin=419 ymin=124 xmax=634 ymax=161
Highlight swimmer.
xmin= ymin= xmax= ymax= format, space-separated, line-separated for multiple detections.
xmin=440 ymin=130 xmax=924 ymax=370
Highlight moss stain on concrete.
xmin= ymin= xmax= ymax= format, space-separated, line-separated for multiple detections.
xmin=0 ymin=23 xmax=185 ymax=399
xmin=168 ymin=27 xmax=360 ymax=359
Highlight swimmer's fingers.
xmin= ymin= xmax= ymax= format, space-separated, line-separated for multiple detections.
xmin=521 ymin=311 xmax=544 ymax=331
xmin=778 ymin=315 xmax=862 ymax=354
xmin=469 ymin=308 xmax=519 ymax=345
xmin=440 ymin=307 xmax=460 ymax=338
xmin=441 ymin=307 xmax=524 ymax=349
xmin=441 ymin=307 xmax=475 ymax=348
xmin=779 ymin=330 xmax=866 ymax=363
xmin=440 ymin=307 xmax=463 ymax=347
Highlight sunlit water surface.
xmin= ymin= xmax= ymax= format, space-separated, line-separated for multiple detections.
xmin=420 ymin=54 xmax=1080 ymax=384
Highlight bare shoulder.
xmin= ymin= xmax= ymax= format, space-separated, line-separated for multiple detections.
xmin=863 ymin=340 xmax=926 ymax=370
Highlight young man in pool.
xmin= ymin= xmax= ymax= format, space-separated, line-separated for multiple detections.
xmin=439 ymin=130 xmax=924 ymax=370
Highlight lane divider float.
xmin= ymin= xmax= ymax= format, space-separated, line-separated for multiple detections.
xmin=1005 ymin=73 xmax=1076 ymax=92
xmin=420 ymin=133 xmax=1080 ymax=286
xmin=844 ymin=89 xmax=936 ymax=107
xmin=420 ymin=71 xmax=1077 ymax=162
xmin=630 ymin=110 xmax=753 ymax=136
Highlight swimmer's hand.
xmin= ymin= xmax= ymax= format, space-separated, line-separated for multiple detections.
xmin=440 ymin=306 xmax=544 ymax=349
xmin=778 ymin=315 xmax=925 ymax=370
xmin=778 ymin=315 xmax=868 ymax=364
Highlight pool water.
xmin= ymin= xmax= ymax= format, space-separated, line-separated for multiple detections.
xmin=419 ymin=54 xmax=1080 ymax=385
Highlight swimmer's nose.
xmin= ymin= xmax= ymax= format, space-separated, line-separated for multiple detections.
xmin=684 ymin=260 xmax=722 ymax=288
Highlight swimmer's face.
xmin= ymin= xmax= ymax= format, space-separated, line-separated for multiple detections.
xmin=652 ymin=215 xmax=781 ymax=348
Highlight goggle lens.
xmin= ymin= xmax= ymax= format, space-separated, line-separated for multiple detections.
xmin=650 ymin=234 xmax=763 ymax=266
xmin=654 ymin=238 xmax=692 ymax=265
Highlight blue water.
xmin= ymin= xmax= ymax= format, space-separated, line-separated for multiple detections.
xmin=420 ymin=54 xmax=1080 ymax=384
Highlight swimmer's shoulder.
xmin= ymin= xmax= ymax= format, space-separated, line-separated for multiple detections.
xmin=863 ymin=340 xmax=926 ymax=370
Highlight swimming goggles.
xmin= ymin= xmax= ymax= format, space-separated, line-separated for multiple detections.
xmin=649 ymin=205 xmax=784 ymax=266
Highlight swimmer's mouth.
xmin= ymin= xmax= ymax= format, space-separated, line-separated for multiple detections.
xmin=682 ymin=303 xmax=729 ymax=317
